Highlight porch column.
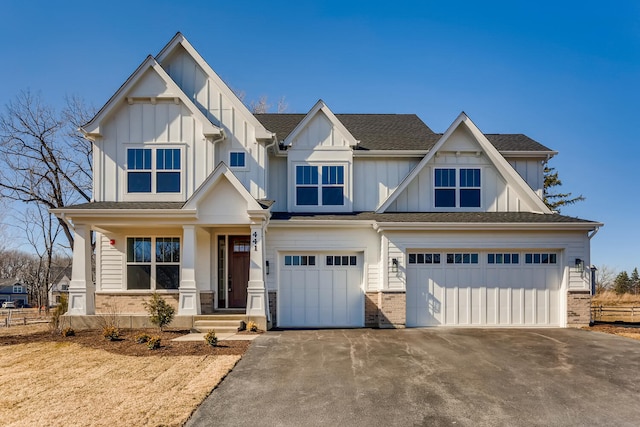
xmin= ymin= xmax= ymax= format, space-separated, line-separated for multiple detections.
xmin=68 ymin=224 xmax=94 ymax=315
xmin=179 ymin=225 xmax=200 ymax=315
xmin=246 ymin=221 xmax=267 ymax=319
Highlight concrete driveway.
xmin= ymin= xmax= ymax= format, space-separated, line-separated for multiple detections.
xmin=186 ymin=328 xmax=640 ymax=426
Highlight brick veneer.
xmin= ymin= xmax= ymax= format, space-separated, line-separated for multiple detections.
xmin=95 ymin=293 xmax=179 ymax=314
xmin=268 ymin=291 xmax=277 ymax=327
xmin=567 ymin=291 xmax=592 ymax=327
xmin=365 ymin=291 xmax=406 ymax=328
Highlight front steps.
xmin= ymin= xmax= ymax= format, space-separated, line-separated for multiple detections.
xmin=193 ymin=314 xmax=248 ymax=333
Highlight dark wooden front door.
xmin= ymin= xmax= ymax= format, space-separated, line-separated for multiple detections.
xmin=228 ymin=236 xmax=250 ymax=308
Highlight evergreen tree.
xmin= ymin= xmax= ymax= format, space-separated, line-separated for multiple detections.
xmin=613 ymin=271 xmax=631 ymax=295
xmin=630 ymin=268 xmax=640 ymax=295
xmin=543 ymin=166 xmax=585 ymax=212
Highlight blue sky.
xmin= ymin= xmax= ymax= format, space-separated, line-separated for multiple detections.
xmin=1 ymin=1 xmax=638 ymax=273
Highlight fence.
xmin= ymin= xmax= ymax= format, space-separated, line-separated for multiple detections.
xmin=591 ymin=305 xmax=640 ymax=323
xmin=0 ymin=308 xmax=50 ymax=328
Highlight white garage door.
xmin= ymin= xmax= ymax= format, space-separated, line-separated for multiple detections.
xmin=279 ymin=253 xmax=364 ymax=328
xmin=406 ymin=251 xmax=561 ymax=327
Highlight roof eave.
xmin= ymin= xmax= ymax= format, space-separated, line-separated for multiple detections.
xmin=374 ymin=221 xmax=603 ymax=232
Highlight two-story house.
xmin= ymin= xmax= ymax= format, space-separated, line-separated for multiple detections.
xmin=53 ymin=33 xmax=601 ymax=330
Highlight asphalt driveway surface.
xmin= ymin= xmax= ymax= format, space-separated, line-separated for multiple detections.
xmin=186 ymin=328 xmax=640 ymax=426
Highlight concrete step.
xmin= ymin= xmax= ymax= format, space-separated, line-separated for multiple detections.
xmin=194 ymin=325 xmax=239 ymax=334
xmin=194 ymin=320 xmax=242 ymax=328
xmin=192 ymin=316 xmax=248 ymax=333
xmin=194 ymin=314 xmax=247 ymax=321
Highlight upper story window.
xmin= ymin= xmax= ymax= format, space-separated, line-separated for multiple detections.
xmin=13 ymin=285 xmax=23 ymax=293
xmin=127 ymin=148 xmax=181 ymax=193
xmin=230 ymin=152 xmax=246 ymax=168
xmin=434 ymin=168 xmax=481 ymax=208
xmin=296 ymin=165 xmax=344 ymax=206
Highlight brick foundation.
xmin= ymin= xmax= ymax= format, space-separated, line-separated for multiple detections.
xmin=567 ymin=291 xmax=592 ymax=327
xmin=268 ymin=291 xmax=277 ymax=328
xmin=365 ymin=291 xmax=406 ymax=328
xmin=95 ymin=293 xmax=179 ymax=315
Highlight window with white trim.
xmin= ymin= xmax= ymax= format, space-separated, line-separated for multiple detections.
xmin=408 ymin=253 xmax=441 ymax=264
xmin=446 ymin=253 xmax=479 ymax=264
xmin=525 ymin=253 xmax=557 ymax=264
xmin=488 ymin=253 xmax=520 ymax=264
xmin=230 ymin=152 xmax=246 ymax=168
xmin=127 ymin=148 xmax=181 ymax=193
xmin=126 ymin=237 xmax=180 ymax=290
xmin=434 ymin=168 xmax=481 ymax=208
xmin=295 ymin=165 xmax=345 ymax=206
xmin=326 ymin=255 xmax=357 ymax=266
xmin=13 ymin=285 xmax=23 ymax=293
xmin=284 ymin=255 xmax=316 ymax=266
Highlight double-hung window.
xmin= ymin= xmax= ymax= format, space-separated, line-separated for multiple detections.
xmin=126 ymin=237 xmax=180 ymax=290
xmin=127 ymin=148 xmax=181 ymax=193
xmin=230 ymin=152 xmax=246 ymax=168
xmin=295 ymin=165 xmax=345 ymax=206
xmin=434 ymin=168 xmax=481 ymax=208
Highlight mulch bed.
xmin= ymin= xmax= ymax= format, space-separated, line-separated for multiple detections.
xmin=0 ymin=328 xmax=252 ymax=357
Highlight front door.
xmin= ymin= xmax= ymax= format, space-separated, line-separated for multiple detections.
xmin=228 ymin=236 xmax=250 ymax=308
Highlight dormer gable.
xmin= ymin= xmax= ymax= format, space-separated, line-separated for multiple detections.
xmin=80 ymin=55 xmax=221 ymax=141
xmin=283 ymin=100 xmax=359 ymax=151
xmin=156 ymin=32 xmax=273 ymax=141
xmin=377 ymin=112 xmax=551 ymax=214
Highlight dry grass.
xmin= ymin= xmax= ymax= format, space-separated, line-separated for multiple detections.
xmin=0 ymin=330 xmax=241 ymax=427
xmin=592 ymin=291 xmax=640 ymax=305
xmin=588 ymin=324 xmax=640 ymax=341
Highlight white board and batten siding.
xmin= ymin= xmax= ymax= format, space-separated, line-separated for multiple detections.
xmin=353 ymin=158 xmax=420 ymax=211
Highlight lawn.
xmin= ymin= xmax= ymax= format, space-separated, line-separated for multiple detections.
xmin=0 ymin=324 xmax=250 ymax=427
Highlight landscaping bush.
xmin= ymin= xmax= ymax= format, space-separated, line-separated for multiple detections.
xmin=147 ymin=336 xmax=161 ymax=350
xmin=135 ymin=333 xmax=151 ymax=344
xmin=246 ymin=320 xmax=258 ymax=332
xmin=204 ymin=330 xmax=218 ymax=347
xmin=61 ymin=327 xmax=75 ymax=337
xmin=143 ymin=293 xmax=175 ymax=331
xmin=102 ymin=326 xmax=120 ymax=341
xmin=50 ymin=294 xmax=68 ymax=331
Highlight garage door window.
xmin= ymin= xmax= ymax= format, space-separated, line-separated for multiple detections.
xmin=525 ymin=253 xmax=557 ymax=264
xmin=284 ymin=255 xmax=316 ymax=266
xmin=488 ymin=253 xmax=520 ymax=264
xmin=408 ymin=253 xmax=441 ymax=264
xmin=446 ymin=253 xmax=479 ymax=264
xmin=326 ymin=255 xmax=357 ymax=266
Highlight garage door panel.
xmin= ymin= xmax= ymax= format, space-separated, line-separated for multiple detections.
xmin=280 ymin=253 xmax=363 ymax=328
xmin=408 ymin=251 xmax=561 ymax=327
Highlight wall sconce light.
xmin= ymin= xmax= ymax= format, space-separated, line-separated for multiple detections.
xmin=392 ymin=258 xmax=398 ymax=273
xmin=265 ymin=260 xmax=270 ymax=275
xmin=575 ymin=258 xmax=584 ymax=273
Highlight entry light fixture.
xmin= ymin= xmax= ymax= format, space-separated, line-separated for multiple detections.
xmin=265 ymin=260 xmax=270 ymax=275
xmin=392 ymin=258 xmax=399 ymax=273
xmin=575 ymin=258 xmax=584 ymax=273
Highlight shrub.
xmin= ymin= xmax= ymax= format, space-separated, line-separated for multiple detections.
xmin=204 ymin=330 xmax=218 ymax=347
xmin=102 ymin=326 xmax=120 ymax=341
xmin=135 ymin=333 xmax=151 ymax=344
xmin=246 ymin=320 xmax=258 ymax=332
xmin=61 ymin=327 xmax=75 ymax=337
xmin=147 ymin=336 xmax=161 ymax=350
xmin=143 ymin=293 xmax=175 ymax=331
xmin=50 ymin=294 xmax=69 ymax=331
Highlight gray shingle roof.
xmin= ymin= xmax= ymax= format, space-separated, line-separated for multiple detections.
xmin=271 ymin=211 xmax=598 ymax=224
xmin=254 ymin=113 xmax=553 ymax=152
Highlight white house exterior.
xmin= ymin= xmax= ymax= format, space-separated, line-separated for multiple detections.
xmin=53 ymin=33 xmax=601 ymax=330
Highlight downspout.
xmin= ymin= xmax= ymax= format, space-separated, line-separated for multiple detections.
xmin=588 ymin=226 xmax=600 ymax=240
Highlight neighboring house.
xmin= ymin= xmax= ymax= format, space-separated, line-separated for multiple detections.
xmin=0 ymin=279 xmax=28 ymax=306
xmin=53 ymin=33 xmax=602 ymax=330
xmin=49 ymin=273 xmax=71 ymax=306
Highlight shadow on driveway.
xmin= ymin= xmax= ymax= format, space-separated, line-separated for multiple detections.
xmin=186 ymin=328 xmax=640 ymax=427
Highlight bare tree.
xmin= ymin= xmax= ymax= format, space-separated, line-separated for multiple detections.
xmin=0 ymin=90 xmax=94 ymax=250
xmin=250 ymin=95 xmax=272 ymax=114
xmin=232 ymin=88 xmax=288 ymax=114
xmin=595 ymin=264 xmax=616 ymax=294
